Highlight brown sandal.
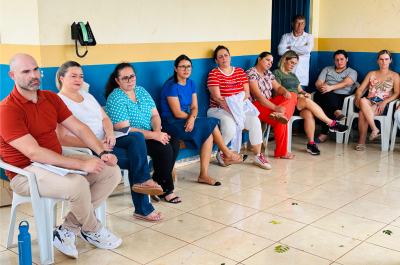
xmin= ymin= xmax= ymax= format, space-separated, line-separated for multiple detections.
xmin=132 ymin=181 xmax=163 ymax=196
xmin=133 ymin=212 xmax=163 ymax=222
xmin=269 ymin=112 xmax=289 ymax=124
xmin=198 ymin=176 xmax=221 ymax=186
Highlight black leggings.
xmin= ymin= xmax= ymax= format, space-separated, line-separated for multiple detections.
xmin=145 ymin=129 xmax=180 ymax=193
xmin=314 ymin=90 xmax=348 ymax=135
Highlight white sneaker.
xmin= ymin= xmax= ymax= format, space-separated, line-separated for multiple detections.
xmin=216 ymin=151 xmax=228 ymax=167
xmin=53 ymin=226 xmax=78 ymax=259
xmin=79 ymin=226 xmax=122 ymax=249
xmin=253 ymin=154 xmax=271 ymax=170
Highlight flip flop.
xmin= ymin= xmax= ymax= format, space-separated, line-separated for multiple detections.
xmin=355 ymin=144 xmax=366 ymax=151
xmin=278 ymin=152 xmax=297 ymax=160
xmin=133 ymin=212 xmax=163 ymax=222
xmin=132 ymin=182 xmax=163 ymax=196
xmin=369 ymin=131 xmax=380 ymax=141
xmin=269 ymin=112 xmax=289 ymax=124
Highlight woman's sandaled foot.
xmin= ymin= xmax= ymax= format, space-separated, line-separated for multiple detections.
xmin=269 ymin=112 xmax=289 ymax=124
xmin=355 ymin=144 xmax=366 ymax=151
xmin=133 ymin=211 xmax=163 ymax=222
xmin=164 ymin=193 xmax=181 ymax=204
xmin=150 ymin=195 xmax=160 ymax=202
xmin=224 ymin=153 xmax=246 ymax=166
xmin=315 ymin=135 xmax=327 ymax=143
xmin=132 ymin=180 xmax=163 ymax=196
xmin=198 ymin=175 xmax=221 ymax=186
xmin=369 ymin=130 xmax=380 ymax=141
xmin=278 ymin=152 xmax=297 ymax=160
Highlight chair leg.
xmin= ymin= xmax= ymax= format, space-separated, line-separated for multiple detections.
xmin=95 ymin=201 xmax=107 ymax=228
xmin=61 ymin=200 xmax=66 ymax=219
xmin=6 ymin=200 xmax=19 ymax=248
xmin=287 ymin=121 xmax=293 ymax=152
xmin=381 ymin=121 xmax=390 ymax=151
xmin=123 ymin=170 xmax=129 ymax=187
xmin=35 ymin=200 xmax=54 ymax=265
xmin=390 ymin=124 xmax=397 ymax=151
xmin=344 ymin=116 xmax=356 ymax=145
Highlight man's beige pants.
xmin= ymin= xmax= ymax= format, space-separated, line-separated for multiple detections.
xmin=10 ymin=154 xmax=121 ymax=234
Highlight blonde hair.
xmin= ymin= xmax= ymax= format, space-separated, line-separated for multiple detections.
xmin=278 ymin=51 xmax=299 ymax=72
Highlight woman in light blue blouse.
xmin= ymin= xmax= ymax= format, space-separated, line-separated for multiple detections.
xmin=105 ymin=63 xmax=181 ymax=204
xmin=161 ymin=55 xmax=246 ymax=186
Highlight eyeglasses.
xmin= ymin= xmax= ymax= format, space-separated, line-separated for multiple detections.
xmin=177 ymin=65 xmax=193 ymax=71
xmin=120 ymin=74 xmax=137 ymax=83
xmin=288 ymin=60 xmax=298 ymax=66
xmin=295 ymin=22 xmax=305 ymax=26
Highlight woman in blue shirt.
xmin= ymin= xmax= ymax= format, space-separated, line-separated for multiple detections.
xmin=105 ymin=63 xmax=181 ymax=204
xmin=161 ymin=55 xmax=245 ymax=186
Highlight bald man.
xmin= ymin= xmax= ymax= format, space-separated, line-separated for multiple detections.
xmin=0 ymin=54 xmax=122 ymax=259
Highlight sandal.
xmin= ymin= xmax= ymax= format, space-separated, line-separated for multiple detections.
xmin=224 ymin=154 xmax=245 ymax=166
xmin=336 ymin=114 xmax=347 ymax=121
xmin=198 ymin=176 xmax=221 ymax=186
xmin=133 ymin=211 xmax=163 ymax=222
xmin=278 ymin=152 xmax=297 ymax=160
xmin=355 ymin=144 xmax=366 ymax=151
xmin=269 ymin=112 xmax=289 ymax=124
xmin=150 ymin=195 xmax=160 ymax=202
xmin=164 ymin=196 xmax=182 ymax=204
xmin=132 ymin=181 xmax=163 ymax=196
xmin=369 ymin=130 xmax=380 ymax=141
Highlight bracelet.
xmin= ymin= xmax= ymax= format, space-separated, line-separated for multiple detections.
xmin=190 ymin=115 xmax=196 ymax=119
xmin=98 ymin=150 xmax=110 ymax=158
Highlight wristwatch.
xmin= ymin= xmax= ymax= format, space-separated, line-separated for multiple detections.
xmin=98 ymin=150 xmax=110 ymax=158
xmin=190 ymin=115 xmax=197 ymax=119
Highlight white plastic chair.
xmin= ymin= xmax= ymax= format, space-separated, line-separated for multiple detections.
xmin=2 ymin=147 xmax=105 ymax=264
xmin=390 ymin=101 xmax=400 ymax=151
xmin=345 ymin=96 xmax=399 ymax=151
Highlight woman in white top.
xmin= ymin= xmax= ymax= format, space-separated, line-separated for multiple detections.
xmin=55 ymin=61 xmax=164 ymax=222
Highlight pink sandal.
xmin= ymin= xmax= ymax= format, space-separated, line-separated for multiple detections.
xmin=278 ymin=152 xmax=297 ymax=160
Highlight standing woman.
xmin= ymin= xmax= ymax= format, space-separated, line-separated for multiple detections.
xmin=105 ymin=63 xmax=181 ymax=203
xmin=272 ymin=51 xmax=348 ymax=155
xmin=354 ymin=50 xmax=400 ymax=151
xmin=56 ymin=61 xmax=164 ymax=222
xmin=161 ymin=55 xmax=245 ymax=186
xmin=206 ymin=46 xmax=269 ymax=170
xmin=246 ymin=52 xmax=297 ymax=159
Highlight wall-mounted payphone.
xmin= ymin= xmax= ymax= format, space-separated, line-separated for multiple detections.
xmin=71 ymin=22 xmax=96 ymax=58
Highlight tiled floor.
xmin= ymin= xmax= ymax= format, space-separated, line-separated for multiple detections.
xmin=1 ymin=135 xmax=400 ymax=265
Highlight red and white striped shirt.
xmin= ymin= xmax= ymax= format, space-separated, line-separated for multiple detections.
xmin=207 ymin=67 xmax=249 ymax=108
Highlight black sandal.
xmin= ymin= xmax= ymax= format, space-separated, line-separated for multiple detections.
xmin=164 ymin=196 xmax=181 ymax=204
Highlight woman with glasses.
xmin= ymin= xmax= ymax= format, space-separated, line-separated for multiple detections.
xmin=272 ymin=51 xmax=348 ymax=155
xmin=55 ymin=61 xmax=164 ymax=222
xmin=105 ymin=63 xmax=181 ymax=204
xmin=160 ymin=55 xmax=245 ymax=186
xmin=207 ymin=46 xmax=269 ymax=170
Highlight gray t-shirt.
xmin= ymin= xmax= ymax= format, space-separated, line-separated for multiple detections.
xmin=318 ymin=66 xmax=358 ymax=95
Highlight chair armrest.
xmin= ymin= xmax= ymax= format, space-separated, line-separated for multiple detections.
xmin=386 ymin=99 xmax=399 ymax=117
xmin=0 ymin=159 xmax=42 ymax=203
xmin=62 ymin=146 xmax=93 ymax=155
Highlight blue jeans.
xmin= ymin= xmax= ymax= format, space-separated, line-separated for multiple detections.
xmin=112 ymin=132 xmax=154 ymax=216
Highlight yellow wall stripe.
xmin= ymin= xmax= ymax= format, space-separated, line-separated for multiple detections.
xmin=317 ymin=38 xmax=400 ymax=53
xmin=0 ymin=44 xmax=42 ymax=65
xmin=1 ymin=40 xmax=271 ymax=67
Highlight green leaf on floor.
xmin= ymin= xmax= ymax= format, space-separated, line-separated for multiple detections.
xmin=292 ymin=203 xmax=298 ymax=205
xmin=342 ymin=226 xmax=344 ymax=228
xmin=178 ymin=220 xmax=183 ymax=222
xmin=270 ymin=221 xmax=282 ymax=225
xmin=383 ymin=230 xmax=392 ymax=235
xmin=339 ymin=245 xmax=344 ymax=247
xmin=183 ymin=177 xmax=186 ymax=179
xmin=275 ymin=245 xmax=290 ymax=253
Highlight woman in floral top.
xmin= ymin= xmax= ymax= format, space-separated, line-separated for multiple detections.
xmin=354 ymin=50 xmax=399 ymax=151
xmin=246 ymin=52 xmax=298 ymax=159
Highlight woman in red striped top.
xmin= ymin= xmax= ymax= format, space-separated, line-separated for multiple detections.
xmin=207 ymin=46 xmax=270 ymax=170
